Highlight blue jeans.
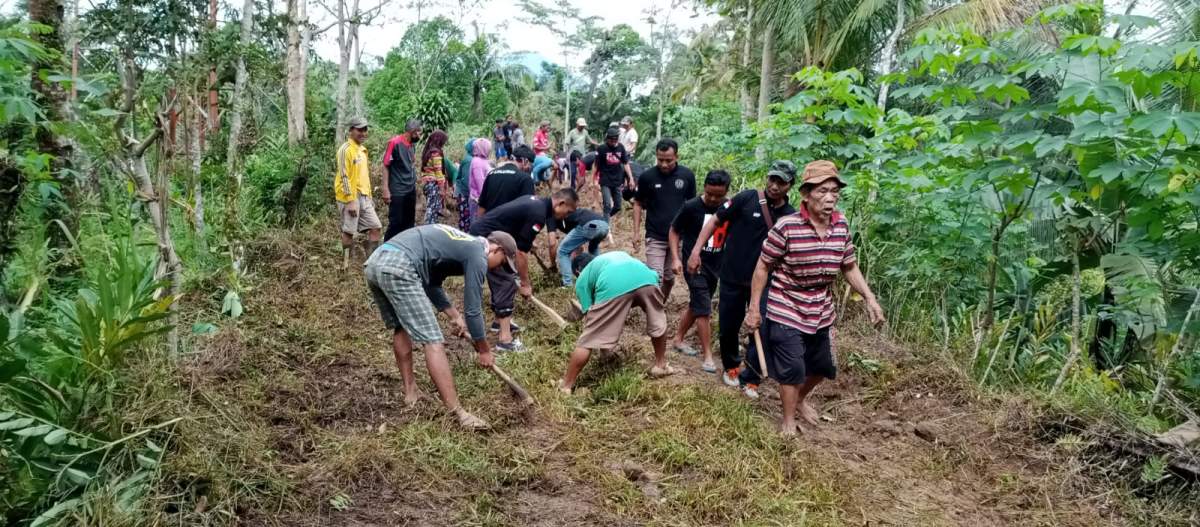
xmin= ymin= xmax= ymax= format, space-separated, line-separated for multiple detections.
xmin=557 ymin=220 xmax=609 ymax=285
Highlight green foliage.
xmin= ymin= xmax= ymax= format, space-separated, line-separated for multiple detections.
xmin=414 ymin=89 xmax=454 ymax=133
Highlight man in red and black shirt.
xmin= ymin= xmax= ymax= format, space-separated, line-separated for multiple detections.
xmin=743 ymin=160 xmax=885 ymax=436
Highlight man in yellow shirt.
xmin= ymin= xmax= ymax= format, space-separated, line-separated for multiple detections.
xmin=336 ymin=117 xmax=383 ymax=268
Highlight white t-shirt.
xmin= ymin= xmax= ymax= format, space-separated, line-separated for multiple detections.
xmin=620 ymin=128 xmax=639 ymax=156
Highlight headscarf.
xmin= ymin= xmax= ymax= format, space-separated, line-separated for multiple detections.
xmin=421 ymin=129 xmax=448 ymax=170
xmin=472 ymin=138 xmax=493 ymax=158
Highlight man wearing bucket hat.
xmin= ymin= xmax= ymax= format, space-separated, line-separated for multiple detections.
xmin=742 ymin=160 xmax=885 ymax=435
xmin=364 ymin=224 xmax=519 ymax=431
xmin=687 ymin=160 xmax=797 ymax=393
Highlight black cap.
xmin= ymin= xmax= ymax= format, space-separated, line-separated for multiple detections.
xmin=605 ymin=127 xmax=621 ymax=139
xmin=767 ymin=160 xmax=798 ymax=183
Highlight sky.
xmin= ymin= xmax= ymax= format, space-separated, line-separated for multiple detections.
xmin=311 ymin=0 xmax=719 ymax=72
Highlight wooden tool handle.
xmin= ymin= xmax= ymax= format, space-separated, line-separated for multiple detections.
xmin=529 ymin=295 xmax=569 ymax=329
xmin=491 ymin=365 xmax=534 ymax=405
xmin=753 ymin=329 xmax=769 ymax=378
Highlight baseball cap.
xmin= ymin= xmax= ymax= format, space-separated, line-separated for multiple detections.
xmin=486 ymin=232 xmax=518 ymax=272
xmin=801 ymin=160 xmax=846 ymax=188
xmin=347 ymin=116 xmax=369 ymax=130
xmin=605 ymin=127 xmax=621 ymax=139
xmin=620 ymin=116 xmax=632 ymax=125
xmin=576 ymin=117 xmax=587 ymax=127
xmin=766 ymin=160 xmax=798 ymax=183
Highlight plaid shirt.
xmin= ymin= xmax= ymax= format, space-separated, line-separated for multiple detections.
xmin=759 ymin=204 xmax=856 ymax=334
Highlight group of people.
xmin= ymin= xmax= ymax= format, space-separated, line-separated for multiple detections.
xmin=333 ymin=114 xmax=884 ymax=436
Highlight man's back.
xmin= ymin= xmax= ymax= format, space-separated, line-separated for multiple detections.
xmin=478 ymin=163 xmax=534 ymax=211
xmin=385 ymin=136 xmax=416 ymax=194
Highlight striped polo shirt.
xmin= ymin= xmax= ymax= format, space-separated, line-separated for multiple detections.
xmin=759 ymin=204 xmax=856 ymax=334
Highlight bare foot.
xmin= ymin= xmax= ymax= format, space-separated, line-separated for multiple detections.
xmin=799 ymin=400 xmax=820 ymax=426
xmin=403 ymin=392 xmax=423 ymax=407
xmin=649 ymin=364 xmax=678 ymax=378
xmin=779 ymin=421 xmax=798 ymax=437
xmin=454 ymin=408 xmax=490 ymax=431
xmin=557 ymin=379 xmax=573 ymax=395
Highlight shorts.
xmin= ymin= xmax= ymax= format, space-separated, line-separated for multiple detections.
xmin=683 ymin=269 xmax=717 ymax=317
xmin=364 ymin=249 xmax=443 ymax=344
xmin=644 ymin=238 xmax=675 ymax=282
xmin=761 ymin=320 xmax=835 ymax=384
xmin=577 ymin=285 xmax=667 ymax=350
xmin=337 ymin=196 xmax=382 ymax=235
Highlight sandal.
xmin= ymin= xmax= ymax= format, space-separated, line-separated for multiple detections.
xmin=701 ymin=360 xmax=717 ymax=373
xmin=674 ymin=343 xmax=699 ymax=357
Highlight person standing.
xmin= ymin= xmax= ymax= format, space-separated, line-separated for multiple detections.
xmin=469 ymin=190 xmax=579 ymax=352
xmin=632 ymin=138 xmax=695 ymax=300
xmin=743 ymin=161 xmax=885 ymax=435
xmin=334 ymin=117 xmax=383 ymax=269
xmin=364 ymin=224 xmax=520 ymax=431
xmin=468 ymin=139 xmax=493 ymax=220
xmin=477 ymin=145 xmax=536 ymax=216
xmin=493 ymin=118 xmax=508 ymax=161
xmin=688 ymin=160 xmax=797 ymax=393
xmin=382 ymin=119 xmax=424 ymax=239
xmin=619 ymin=116 xmax=639 ymax=159
xmin=549 ymin=207 xmax=608 ymax=286
xmin=564 ymin=118 xmax=595 ymax=189
xmin=591 ymin=127 xmax=634 ymax=225
xmin=509 ymin=120 xmax=526 ymax=152
xmin=558 ymin=251 xmax=676 ymax=393
xmin=456 ymin=138 xmax=476 ymax=231
xmin=533 ymin=120 xmax=552 ymax=156
xmin=419 ymin=130 xmax=451 ymax=225
xmin=669 ymin=170 xmax=731 ymax=372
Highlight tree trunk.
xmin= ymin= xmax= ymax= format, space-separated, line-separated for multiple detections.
xmin=207 ymin=0 xmax=219 ymax=134
xmin=351 ymin=26 xmax=364 ymax=118
xmin=583 ymin=63 xmax=601 ymax=121
xmin=189 ymin=104 xmax=207 ymax=254
xmin=1151 ymin=289 xmax=1200 ymax=405
xmin=225 ymin=0 xmax=254 ymax=247
xmin=1052 ymin=250 xmax=1084 ymax=394
xmin=755 ymin=19 xmax=775 ymax=123
xmin=875 ymin=0 xmax=906 ymax=111
xmin=334 ymin=0 xmax=359 ymax=145
xmin=739 ymin=3 xmax=754 ymax=124
xmin=285 ymin=0 xmax=308 ymax=146
xmin=29 ymin=0 xmax=76 ymax=259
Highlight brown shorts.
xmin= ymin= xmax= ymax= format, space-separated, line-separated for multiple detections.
xmin=338 ymin=196 xmax=382 ymax=235
xmin=577 ymin=285 xmax=667 ymax=350
xmin=644 ymin=238 xmax=675 ymax=281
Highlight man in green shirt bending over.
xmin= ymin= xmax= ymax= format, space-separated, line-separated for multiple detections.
xmin=558 ymin=251 xmax=677 ymax=393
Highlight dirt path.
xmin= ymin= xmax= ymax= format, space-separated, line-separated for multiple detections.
xmin=175 ymin=212 xmax=1127 ymax=526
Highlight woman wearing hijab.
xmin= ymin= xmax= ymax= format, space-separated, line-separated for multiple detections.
xmin=419 ymin=130 xmax=450 ymax=225
xmin=469 ymin=138 xmax=493 ymax=220
xmin=457 ymin=138 xmax=476 ymax=231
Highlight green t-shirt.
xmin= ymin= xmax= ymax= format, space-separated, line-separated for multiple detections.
xmin=574 ymin=251 xmax=659 ymax=313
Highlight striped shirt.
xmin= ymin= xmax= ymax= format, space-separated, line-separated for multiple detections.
xmin=759 ymin=204 xmax=856 ymax=334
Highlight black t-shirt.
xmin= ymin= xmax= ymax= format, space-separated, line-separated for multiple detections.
xmin=713 ymin=189 xmax=796 ymax=286
xmin=593 ymin=143 xmax=628 ymax=187
xmin=554 ymin=208 xmax=605 ymax=233
xmin=469 ymin=195 xmax=553 ymax=252
xmin=477 ymin=163 xmax=534 ymax=212
xmin=672 ymin=197 xmax=726 ymax=276
xmin=635 ymin=165 xmax=696 ymax=241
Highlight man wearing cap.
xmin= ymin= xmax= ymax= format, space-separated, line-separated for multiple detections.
xmin=688 ymin=160 xmax=797 ymax=394
xmin=619 ymin=116 xmax=639 ymax=158
xmin=364 ymin=224 xmax=518 ymax=431
xmin=558 ymin=251 xmax=676 ymax=394
xmin=382 ymin=119 xmax=424 ymax=239
xmin=591 ymin=127 xmax=635 ymax=227
xmin=743 ymin=160 xmax=885 ymax=435
xmin=632 ymin=137 xmax=695 ymax=299
xmin=469 ymin=189 xmax=579 ymax=352
xmin=565 ymin=118 xmax=595 ymax=188
xmin=334 ymin=117 xmax=383 ymax=269
xmin=477 ymin=145 xmax=536 ymax=216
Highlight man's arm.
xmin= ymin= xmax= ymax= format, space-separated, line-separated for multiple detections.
xmin=843 ymin=261 xmax=885 ymax=324
xmin=574 ymin=262 xmax=597 ymax=312
xmin=668 ymin=226 xmax=683 ymax=277
xmin=743 ymin=258 xmax=773 ymax=329
xmin=516 ymin=250 xmax=532 ymax=297
xmin=688 ymin=215 xmax=718 ymax=274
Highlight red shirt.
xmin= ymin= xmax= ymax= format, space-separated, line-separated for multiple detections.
xmin=759 ymin=204 xmax=856 ymax=334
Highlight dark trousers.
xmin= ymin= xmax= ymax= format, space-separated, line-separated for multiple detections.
xmin=717 ymin=281 xmax=751 ymax=371
xmin=568 ymin=151 xmax=581 ymax=188
xmin=486 ymin=265 xmax=517 ymax=318
xmin=384 ymin=191 xmax=416 ymax=240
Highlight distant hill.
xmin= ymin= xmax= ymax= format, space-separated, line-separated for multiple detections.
xmin=503 ymin=51 xmax=558 ymax=74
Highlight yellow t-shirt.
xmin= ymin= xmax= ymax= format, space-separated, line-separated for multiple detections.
xmin=334 ymin=139 xmax=371 ymax=203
